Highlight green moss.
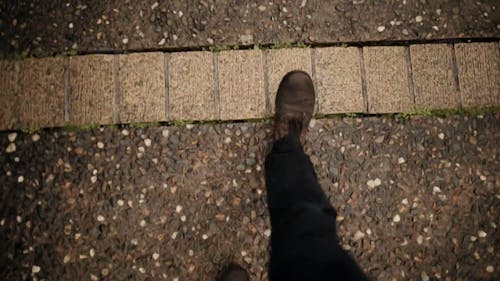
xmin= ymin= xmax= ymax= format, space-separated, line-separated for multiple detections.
xmin=55 ymin=49 xmax=78 ymax=58
xmin=124 ymin=122 xmax=161 ymax=129
xmin=396 ymin=106 xmax=500 ymax=119
xmin=63 ymin=124 xmax=102 ymax=131
xmin=20 ymin=127 xmax=40 ymax=134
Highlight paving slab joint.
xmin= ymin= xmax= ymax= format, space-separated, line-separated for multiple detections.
xmin=164 ymin=53 xmax=170 ymax=121
xmin=262 ymin=50 xmax=272 ymax=116
xmin=113 ymin=56 xmax=121 ymax=124
xmin=359 ymin=47 xmax=368 ymax=114
xmin=63 ymin=57 xmax=70 ymax=123
xmin=449 ymin=43 xmax=462 ymax=108
xmin=405 ymin=46 xmax=416 ymax=105
xmin=213 ymin=52 xmax=221 ymax=120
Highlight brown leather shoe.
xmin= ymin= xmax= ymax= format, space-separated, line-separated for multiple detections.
xmin=274 ymin=70 xmax=316 ymax=142
xmin=215 ymin=263 xmax=250 ymax=281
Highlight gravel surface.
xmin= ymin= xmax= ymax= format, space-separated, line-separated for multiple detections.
xmin=1 ymin=0 xmax=499 ymax=57
xmin=0 ymin=114 xmax=499 ymax=280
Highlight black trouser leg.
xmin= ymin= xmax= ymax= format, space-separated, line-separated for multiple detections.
xmin=265 ymin=135 xmax=370 ymax=281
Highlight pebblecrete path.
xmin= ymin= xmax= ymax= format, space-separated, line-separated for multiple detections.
xmin=0 ymin=114 xmax=499 ymax=280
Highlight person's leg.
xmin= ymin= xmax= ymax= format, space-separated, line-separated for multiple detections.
xmin=265 ymin=71 xmax=369 ymax=281
xmin=266 ymin=134 xmax=369 ymax=281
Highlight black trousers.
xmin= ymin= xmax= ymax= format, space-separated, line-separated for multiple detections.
xmin=265 ymin=135 xmax=370 ymax=281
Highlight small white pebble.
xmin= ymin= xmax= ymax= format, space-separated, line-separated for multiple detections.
xmin=398 ymin=157 xmax=406 ymax=164
xmin=91 ymin=176 xmax=97 ymax=183
xmin=144 ymin=139 xmax=152 ymax=147
xmin=158 ymin=38 xmax=166 ymax=45
xmin=241 ymin=251 xmax=247 ymax=257
xmin=63 ymin=255 xmax=71 ymax=263
xmin=264 ymin=229 xmax=271 ymax=237
xmin=31 ymin=265 xmax=41 ymax=274
xmin=354 ymin=230 xmax=365 ymax=241
xmin=401 ymin=198 xmax=409 ymax=205
xmin=6 ymin=143 xmax=16 ymax=153
xmin=121 ymin=129 xmax=129 ymax=136
xmin=139 ymin=267 xmax=146 ymax=273
xmin=140 ymin=219 xmax=146 ymax=227
xmin=152 ymin=253 xmax=160 ymax=260
xmin=117 ymin=199 xmax=124 ymax=206
xmin=101 ymin=268 xmax=109 ymax=276
xmin=8 ymin=132 xmax=17 ymax=142
xmin=415 ymin=15 xmax=423 ymax=23
xmin=377 ymin=26 xmax=385 ymax=32
xmin=367 ymin=178 xmax=382 ymax=189
xmin=151 ymin=2 xmax=159 ymax=10
xmin=89 ymin=248 xmax=95 ymax=257
xmin=470 ymin=235 xmax=477 ymax=241
xmin=32 ymin=265 xmax=41 ymax=274
xmin=32 ymin=134 xmax=40 ymax=142
xmin=432 ymin=186 xmax=441 ymax=194
xmin=16 ymin=216 xmax=22 ymax=223
xmin=162 ymin=129 xmax=169 ymax=138
xmin=202 ymin=234 xmax=208 ymax=240
xmin=486 ymin=265 xmax=494 ymax=273
xmin=97 ymin=141 xmax=104 ymax=149
xmin=393 ymin=214 xmax=401 ymax=223
xmin=438 ymin=133 xmax=445 ymax=140
xmin=17 ymin=176 xmax=24 ymax=183
xmin=75 ymin=233 xmax=81 ymax=240
xmin=175 ymin=205 xmax=183 ymax=213
xmin=186 ymin=124 xmax=195 ymax=130
xmin=97 ymin=215 xmax=105 ymax=222
xmin=131 ymin=238 xmax=139 ymax=245
xmin=478 ymin=230 xmax=487 ymax=238
xmin=432 ymin=25 xmax=439 ymax=31
xmin=122 ymin=37 xmax=129 ymax=44
xmin=417 ymin=235 xmax=423 ymax=245
xmin=421 ymin=271 xmax=429 ymax=281
xmin=180 ymin=215 xmax=186 ymax=222
xmin=171 ymin=232 xmax=178 ymax=240
xmin=68 ymin=23 xmax=74 ymax=29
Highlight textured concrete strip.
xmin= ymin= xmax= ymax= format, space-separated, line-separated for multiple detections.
xmin=315 ymin=47 xmax=364 ymax=114
xmin=118 ymin=52 xmax=166 ymax=123
xmin=68 ymin=55 xmax=115 ymax=125
xmin=18 ymin=58 xmax=66 ymax=128
xmin=266 ymin=48 xmax=312 ymax=115
xmin=0 ymin=61 xmax=17 ymax=130
xmin=364 ymin=47 xmax=413 ymax=113
xmin=455 ymin=43 xmax=500 ymax=108
xmin=410 ymin=44 xmax=459 ymax=109
xmin=168 ymin=51 xmax=217 ymax=120
xmin=217 ymin=50 xmax=265 ymax=120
